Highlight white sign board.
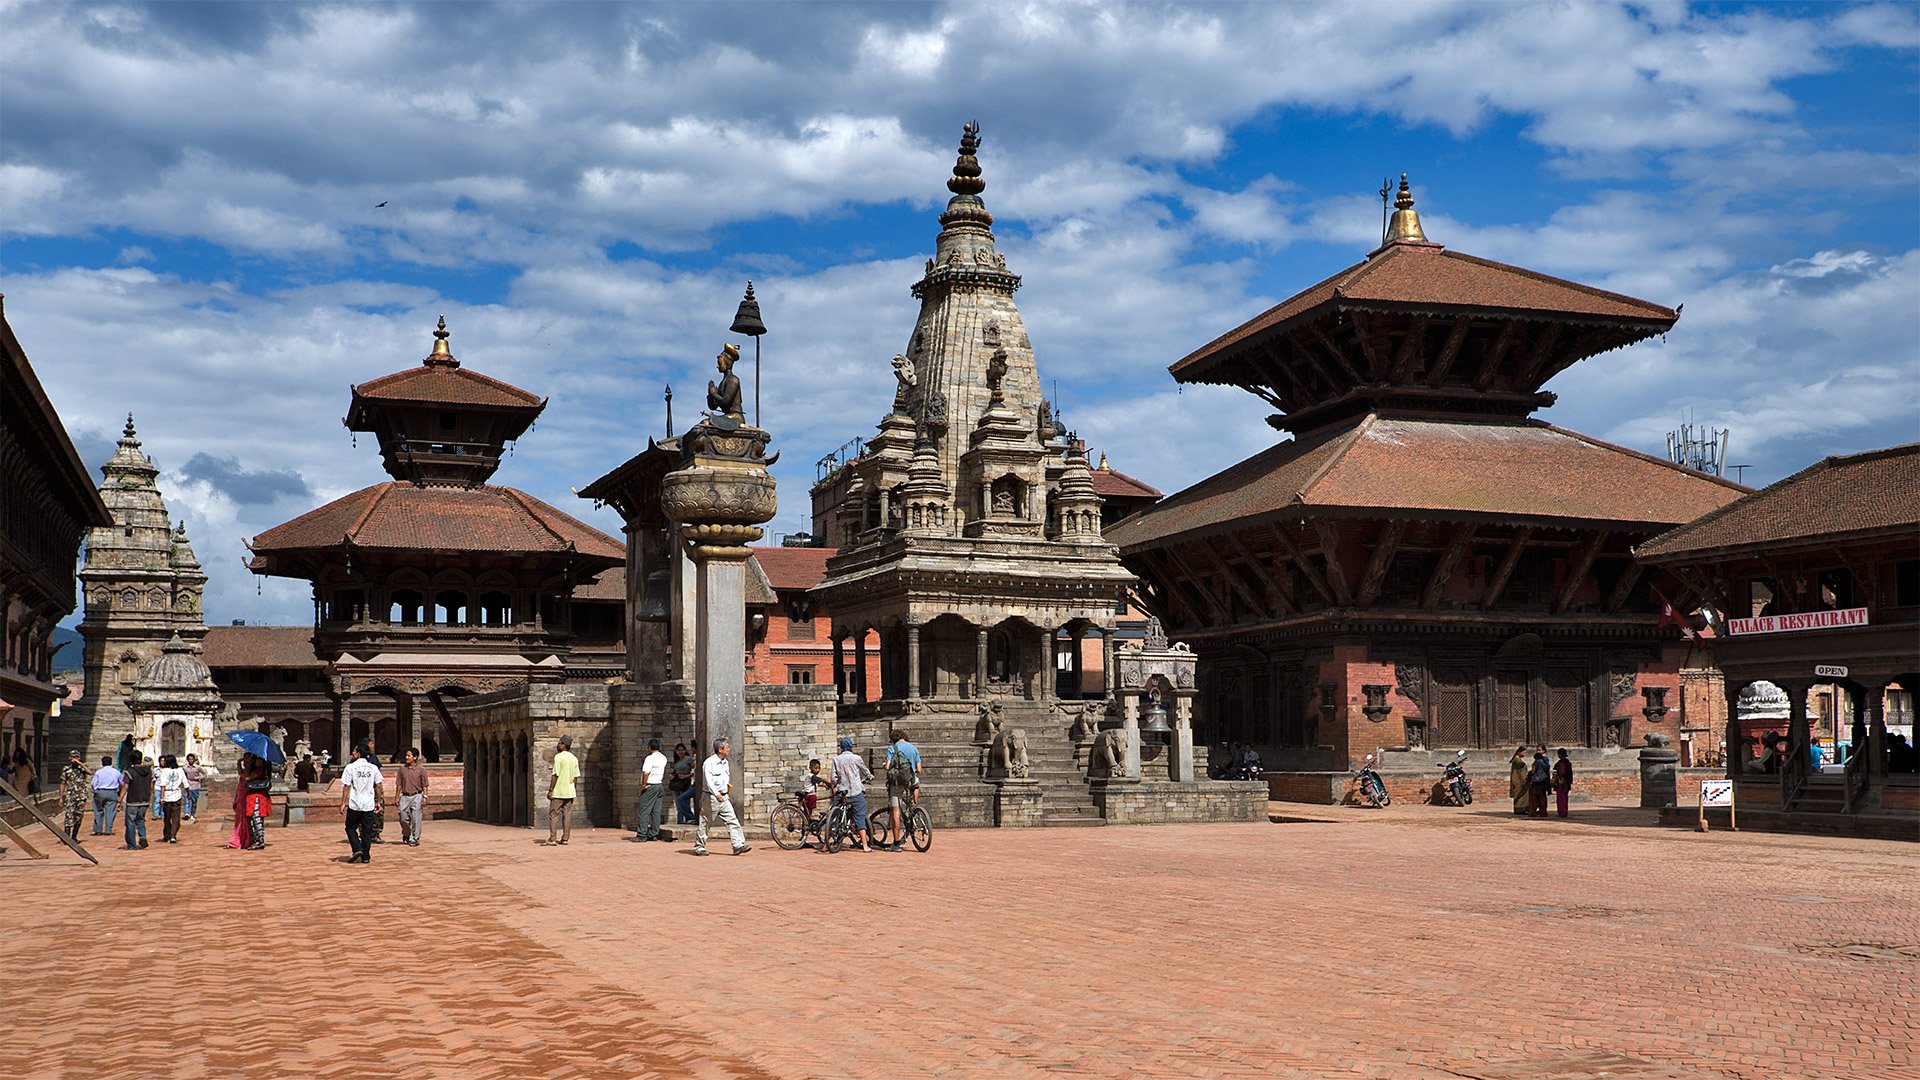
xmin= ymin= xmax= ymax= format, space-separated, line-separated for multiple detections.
xmin=1701 ymin=779 xmax=1734 ymax=807
xmin=1726 ymin=607 xmax=1868 ymax=637
xmin=1814 ymin=664 xmax=1849 ymax=679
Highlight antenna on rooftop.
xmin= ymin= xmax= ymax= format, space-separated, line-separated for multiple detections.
xmin=1379 ymin=176 xmax=1393 ymax=246
xmin=1665 ymin=411 xmax=1731 ymax=478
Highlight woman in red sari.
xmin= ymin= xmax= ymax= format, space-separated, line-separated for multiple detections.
xmin=227 ymin=753 xmax=271 ymax=849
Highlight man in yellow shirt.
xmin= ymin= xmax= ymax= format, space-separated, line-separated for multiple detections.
xmin=547 ymin=735 xmax=581 ymax=845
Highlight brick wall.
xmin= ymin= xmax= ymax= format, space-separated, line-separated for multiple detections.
xmin=1093 ymin=779 xmax=1265 ymax=824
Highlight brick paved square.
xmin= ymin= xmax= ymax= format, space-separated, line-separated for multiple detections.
xmin=4 ymin=803 xmax=1913 ymax=1079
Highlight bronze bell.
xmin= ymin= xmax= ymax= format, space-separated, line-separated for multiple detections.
xmin=729 ymin=281 xmax=766 ymax=337
xmin=1141 ymin=701 xmax=1172 ymax=740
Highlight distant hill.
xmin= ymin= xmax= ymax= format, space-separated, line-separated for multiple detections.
xmin=53 ymin=625 xmax=84 ymax=673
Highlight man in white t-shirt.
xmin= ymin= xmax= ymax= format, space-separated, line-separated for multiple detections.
xmin=631 ymin=738 xmax=669 ymax=843
xmin=340 ymin=743 xmax=384 ymax=864
xmin=153 ymin=755 xmax=187 ymax=844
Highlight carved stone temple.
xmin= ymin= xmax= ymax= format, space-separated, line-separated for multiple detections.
xmin=809 ymin=123 xmax=1265 ymax=826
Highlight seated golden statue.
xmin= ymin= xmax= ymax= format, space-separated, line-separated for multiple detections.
xmin=707 ymin=342 xmax=745 ymax=424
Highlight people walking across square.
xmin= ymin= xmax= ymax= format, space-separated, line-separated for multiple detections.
xmin=59 ymin=750 xmax=90 ymax=840
xmin=631 ymin=738 xmax=667 ymax=842
xmin=120 ymin=754 xmax=154 ymax=849
xmin=89 ymin=755 xmax=122 ymax=835
xmin=394 ymin=748 xmax=429 ymax=846
xmin=341 ymin=743 xmax=383 ymax=864
xmin=182 ymin=754 xmax=205 ymax=822
xmin=153 ymin=754 xmax=187 ymax=843
xmin=831 ymin=735 xmax=874 ymax=853
xmin=693 ymin=738 xmax=750 ymax=856
xmin=547 ymin=735 xmax=580 ymax=845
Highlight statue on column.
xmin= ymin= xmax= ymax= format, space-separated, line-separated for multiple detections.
xmin=706 ymin=343 xmax=745 ymax=426
xmin=891 ymin=353 xmax=917 ymax=414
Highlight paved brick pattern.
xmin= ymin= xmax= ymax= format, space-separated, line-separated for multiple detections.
xmin=4 ymin=802 xmax=1914 ymax=1079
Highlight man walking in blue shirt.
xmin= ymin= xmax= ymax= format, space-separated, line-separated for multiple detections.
xmin=90 ymin=755 xmax=123 ymax=835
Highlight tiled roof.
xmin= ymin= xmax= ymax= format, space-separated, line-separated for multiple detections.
xmin=574 ymin=566 xmax=626 ymax=601
xmin=252 ymin=483 xmax=624 ymax=562
xmin=202 ymin=626 xmax=323 ymax=669
xmin=1636 ymin=443 xmax=1920 ymax=561
xmin=749 ymin=546 xmax=835 ymax=592
xmin=1171 ymin=242 xmax=1676 ymax=377
xmin=1089 ymin=468 xmax=1162 ymax=500
xmin=1106 ymin=415 xmax=1745 ymax=549
xmin=352 ymin=361 xmax=544 ymax=410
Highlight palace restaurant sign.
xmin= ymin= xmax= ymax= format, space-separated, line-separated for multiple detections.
xmin=1726 ymin=607 xmax=1869 ymax=637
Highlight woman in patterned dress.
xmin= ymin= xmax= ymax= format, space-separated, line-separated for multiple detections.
xmin=59 ymin=750 xmax=91 ymax=839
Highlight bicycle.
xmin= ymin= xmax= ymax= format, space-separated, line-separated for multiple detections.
xmin=867 ymin=788 xmax=932 ymax=852
xmin=769 ymin=788 xmax=829 ymax=851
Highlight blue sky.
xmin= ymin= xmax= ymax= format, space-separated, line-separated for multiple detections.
xmin=5 ymin=0 xmax=1916 ymax=628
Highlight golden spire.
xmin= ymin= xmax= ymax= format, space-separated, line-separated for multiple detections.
xmin=1383 ymin=173 xmax=1429 ymax=245
xmin=428 ymin=314 xmax=455 ymax=365
xmin=947 ymin=120 xmax=985 ymax=196
xmin=1098 ymin=451 xmax=1109 ymax=470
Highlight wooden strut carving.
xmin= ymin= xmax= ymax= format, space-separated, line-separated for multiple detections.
xmin=1197 ymin=542 xmax=1267 ymax=620
xmin=1225 ymin=529 xmax=1295 ymax=616
xmin=1269 ymin=522 xmax=1337 ymax=607
xmin=1311 ymin=519 xmax=1354 ymax=606
xmin=1356 ymin=519 xmax=1406 ymax=607
xmin=1603 ymin=561 xmax=1647 ymax=614
xmin=1305 ymin=319 xmax=1368 ymax=384
xmin=1424 ymin=318 xmax=1474 ymax=386
xmin=1160 ymin=545 xmax=1229 ymax=625
xmin=1420 ymin=523 xmax=1476 ymax=609
xmin=1481 ymin=526 xmax=1534 ymax=609
xmin=1471 ymin=322 xmax=1522 ymax=391
xmin=1386 ymin=314 xmax=1431 ymax=382
xmin=1552 ymin=531 xmax=1609 ymax=614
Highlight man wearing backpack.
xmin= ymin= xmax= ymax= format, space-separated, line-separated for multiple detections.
xmin=883 ymin=730 xmax=921 ymax=852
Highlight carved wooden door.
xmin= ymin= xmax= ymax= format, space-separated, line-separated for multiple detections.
xmin=1432 ymin=668 xmax=1474 ymax=748
xmin=1489 ymin=670 xmax=1531 ymax=748
xmin=1545 ymin=669 xmax=1587 ymax=747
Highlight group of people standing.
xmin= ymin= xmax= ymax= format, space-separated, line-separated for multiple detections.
xmin=1509 ymin=745 xmax=1574 ymax=818
xmin=55 ymin=745 xmax=208 ymax=848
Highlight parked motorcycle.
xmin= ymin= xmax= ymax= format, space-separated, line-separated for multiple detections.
xmin=1440 ymin=749 xmax=1473 ymax=806
xmin=1355 ymin=754 xmax=1390 ymax=807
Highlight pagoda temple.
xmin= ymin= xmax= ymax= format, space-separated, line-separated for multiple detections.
xmin=1107 ymin=177 xmax=1747 ymax=798
xmin=248 ymin=318 xmax=622 ymax=765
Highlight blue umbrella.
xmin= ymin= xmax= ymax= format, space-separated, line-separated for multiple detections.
xmin=227 ymin=730 xmax=287 ymax=765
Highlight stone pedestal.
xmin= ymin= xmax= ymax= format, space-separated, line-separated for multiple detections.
xmin=660 ymin=419 xmax=778 ymax=824
xmin=281 ymin=790 xmax=313 ymax=826
xmin=994 ymin=778 xmax=1043 ymax=827
xmin=1639 ymin=744 xmax=1681 ymax=808
xmin=1169 ymin=723 xmax=1195 ymax=783
xmin=1121 ymin=709 xmax=1143 ymax=780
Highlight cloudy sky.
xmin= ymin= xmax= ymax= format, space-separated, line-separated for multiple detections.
xmin=6 ymin=0 xmax=1916 ymax=628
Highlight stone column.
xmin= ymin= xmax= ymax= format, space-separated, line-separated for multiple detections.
xmin=660 ymin=419 xmax=778 ymax=826
xmin=1866 ymin=684 xmax=1889 ymax=809
xmin=1169 ymin=691 xmax=1196 ymax=782
xmin=399 ymin=693 xmax=418 ymax=759
xmin=854 ymin=632 xmax=868 ymax=704
xmin=1101 ymin=627 xmax=1117 ymax=698
xmin=1782 ymin=679 xmax=1811 ymax=808
xmin=833 ymin=633 xmax=848 ymax=704
xmin=1121 ymin=699 xmax=1142 ymax=779
xmin=975 ymin=627 xmax=990 ymax=698
xmin=1722 ymin=680 xmax=1742 ymax=781
xmin=333 ymin=678 xmax=353 ymax=769
xmin=1037 ymin=625 xmax=1053 ymax=702
xmin=1639 ymin=739 xmax=1680 ymax=808
xmin=1068 ymin=626 xmax=1086 ymax=698
xmin=906 ymin=621 xmax=922 ymax=700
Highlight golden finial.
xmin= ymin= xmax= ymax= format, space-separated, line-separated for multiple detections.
xmin=1098 ymin=452 xmax=1109 ymax=470
xmin=948 ymin=120 xmax=985 ymax=196
xmin=1383 ymin=172 xmax=1429 ymax=245
xmin=431 ymin=315 xmax=451 ymax=355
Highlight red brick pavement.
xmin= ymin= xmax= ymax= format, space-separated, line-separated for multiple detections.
xmin=3 ymin=802 xmax=1914 ymax=1079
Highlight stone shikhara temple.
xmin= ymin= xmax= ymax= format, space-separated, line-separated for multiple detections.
xmin=1109 ymin=177 xmax=1746 ymax=801
xmin=810 ymin=124 xmax=1265 ymax=826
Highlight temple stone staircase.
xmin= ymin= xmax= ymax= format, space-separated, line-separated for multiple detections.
xmin=874 ymin=705 xmax=1104 ymax=828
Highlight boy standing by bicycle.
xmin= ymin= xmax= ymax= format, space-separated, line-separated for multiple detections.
xmin=883 ymin=730 xmax=921 ymax=852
